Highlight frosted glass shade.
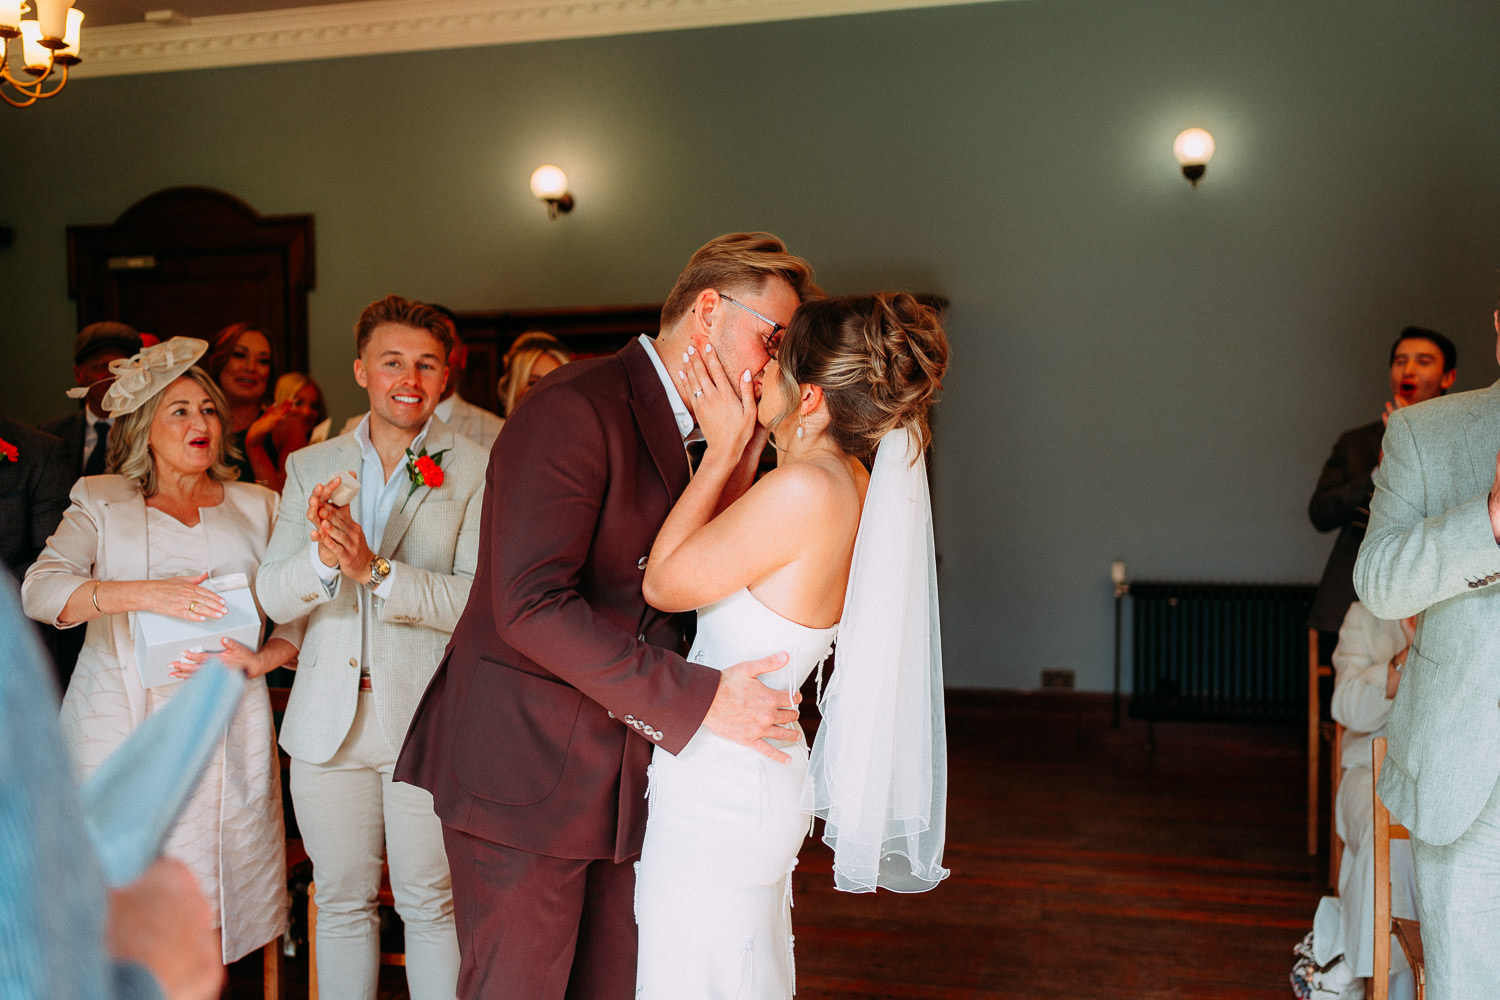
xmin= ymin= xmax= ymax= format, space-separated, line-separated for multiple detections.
xmin=0 ymin=1 xmax=24 ymax=34
xmin=1173 ymin=128 xmax=1216 ymax=167
xmin=20 ymin=19 xmax=51 ymax=72
xmin=33 ymin=0 xmax=70 ymax=40
xmin=56 ymin=6 xmax=81 ymax=59
xmin=530 ymin=165 xmax=569 ymax=201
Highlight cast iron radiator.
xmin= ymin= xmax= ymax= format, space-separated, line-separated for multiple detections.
xmin=1127 ymin=581 xmax=1316 ymax=723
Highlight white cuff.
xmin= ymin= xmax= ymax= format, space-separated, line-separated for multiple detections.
xmin=370 ymin=561 xmax=395 ymax=601
xmin=308 ymin=543 xmax=340 ymax=595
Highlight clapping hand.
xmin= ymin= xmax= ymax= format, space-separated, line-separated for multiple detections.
xmin=306 ymin=475 xmax=375 ymax=582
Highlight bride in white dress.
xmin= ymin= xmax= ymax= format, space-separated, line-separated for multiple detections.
xmin=636 ymin=293 xmax=951 ymax=999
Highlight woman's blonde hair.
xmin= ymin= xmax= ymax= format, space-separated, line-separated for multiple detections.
xmin=770 ymin=293 xmax=949 ymax=466
xmin=498 ymin=331 xmax=572 ymax=416
xmin=107 ymin=366 xmax=242 ymax=496
xmin=273 ymin=371 xmax=327 ymax=423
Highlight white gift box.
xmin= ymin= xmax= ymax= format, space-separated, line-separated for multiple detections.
xmin=130 ymin=573 xmax=263 ymax=689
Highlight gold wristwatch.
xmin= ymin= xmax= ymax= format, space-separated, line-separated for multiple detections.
xmin=367 ymin=555 xmax=392 ymax=588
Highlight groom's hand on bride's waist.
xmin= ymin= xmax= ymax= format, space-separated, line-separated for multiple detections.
xmin=702 ymin=652 xmax=801 ymax=763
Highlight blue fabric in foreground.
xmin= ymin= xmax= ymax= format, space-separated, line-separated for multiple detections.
xmin=82 ymin=656 xmax=246 ymax=888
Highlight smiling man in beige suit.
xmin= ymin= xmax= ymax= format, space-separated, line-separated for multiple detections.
xmin=1355 ymin=304 xmax=1500 ymax=1000
xmin=257 ymin=294 xmax=487 ymax=1000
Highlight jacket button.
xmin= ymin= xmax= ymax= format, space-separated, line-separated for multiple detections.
xmin=607 ymin=711 xmax=615 ymax=719
xmin=651 ymin=731 xmax=663 ymax=741
xmin=638 ymin=556 xmax=649 ymax=570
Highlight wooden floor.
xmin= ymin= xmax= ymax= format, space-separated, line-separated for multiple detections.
xmin=230 ymin=691 xmax=1323 ymax=999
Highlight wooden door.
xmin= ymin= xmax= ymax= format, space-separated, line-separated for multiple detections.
xmin=67 ymin=187 xmax=315 ymax=373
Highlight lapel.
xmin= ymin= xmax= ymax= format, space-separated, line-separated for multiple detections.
xmin=99 ymin=477 xmax=150 ymax=583
xmin=1462 ymin=381 xmax=1500 ymax=491
xmin=622 ymin=339 xmax=691 ymax=500
xmin=377 ymin=416 xmax=455 ymax=556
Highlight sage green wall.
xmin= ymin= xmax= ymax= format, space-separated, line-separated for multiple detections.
xmin=4 ymin=0 xmax=1500 ymax=690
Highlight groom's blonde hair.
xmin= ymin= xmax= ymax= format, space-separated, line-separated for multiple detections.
xmin=660 ymin=233 xmax=820 ymax=328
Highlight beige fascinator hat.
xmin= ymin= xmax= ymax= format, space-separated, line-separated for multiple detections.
xmin=65 ymin=337 xmax=209 ymax=417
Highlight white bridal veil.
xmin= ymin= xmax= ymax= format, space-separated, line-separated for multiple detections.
xmin=804 ymin=424 xmax=950 ymax=893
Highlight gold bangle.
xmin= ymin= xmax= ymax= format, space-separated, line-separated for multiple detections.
xmin=91 ymin=580 xmax=102 ymax=614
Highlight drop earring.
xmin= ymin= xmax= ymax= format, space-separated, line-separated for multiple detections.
xmin=796 ymin=416 xmax=804 ymax=440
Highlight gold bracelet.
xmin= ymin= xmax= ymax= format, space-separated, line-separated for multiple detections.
xmin=91 ymin=580 xmax=102 ymax=613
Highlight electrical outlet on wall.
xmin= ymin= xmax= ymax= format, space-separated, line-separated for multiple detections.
xmin=1041 ymin=669 xmax=1075 ymax=690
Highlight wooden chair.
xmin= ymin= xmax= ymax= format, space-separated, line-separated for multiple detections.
xmin=1308 ymin=628 xmax=1336 ymax=857
xmin=1372 ymin=736 xmax=1426 ymax=1000
xmin=306 ymin=870 xmax=404 ymax=1000
xmin=263 ymin=684 xmax=307 ymax=1000
xmin=1330 ymin=721 xmax=1346 ymax=883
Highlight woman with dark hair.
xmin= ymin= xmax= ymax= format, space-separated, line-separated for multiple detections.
xmin=203 ymin=322 xmax=276 ymax=483
xmin=635 ymin=293 xmax=951 ymax=998
xmin=22 ymin=337 xmax=301 ymax=970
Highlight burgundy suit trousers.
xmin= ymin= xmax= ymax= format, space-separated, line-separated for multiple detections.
xmin=442 ymin=824 xmax=637 ymax=1000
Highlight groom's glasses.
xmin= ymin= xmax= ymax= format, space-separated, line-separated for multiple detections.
xmin=718 ymin=293 xmax=787 ymax=357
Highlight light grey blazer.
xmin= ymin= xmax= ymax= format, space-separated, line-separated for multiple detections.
xmin=1354 ymin=380 xmax=1500 ymax=846
xmin=256 ymin=417 xmax=486 ymax=765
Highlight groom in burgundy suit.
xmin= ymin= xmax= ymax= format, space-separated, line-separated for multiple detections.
xmin=395 ymin=233 xmax=821 ymax=999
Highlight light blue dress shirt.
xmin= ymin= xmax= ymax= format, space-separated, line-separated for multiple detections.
xmin=308 ymin=414 xmax=433 ymax=673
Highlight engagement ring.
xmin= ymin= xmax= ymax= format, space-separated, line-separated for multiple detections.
xmin=693 ymin=390 xmax=704 ymax=398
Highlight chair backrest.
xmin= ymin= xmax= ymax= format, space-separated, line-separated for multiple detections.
xmin=1371 ymin=736 xmax=1410 ymax=1000
xmin=1308 ymin=628 xmax=1333 ymax=856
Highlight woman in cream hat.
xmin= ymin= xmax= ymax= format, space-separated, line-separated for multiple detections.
xmin=22 ymin=337 xmax=302 ymax=967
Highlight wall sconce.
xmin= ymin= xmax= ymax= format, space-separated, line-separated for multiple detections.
xmin=529 ymin=164 xmax=574 ymax=219
xmin=1172 ymin=128 xmax=1215 ymax=187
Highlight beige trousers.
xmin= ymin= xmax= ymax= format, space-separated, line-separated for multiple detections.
xmin=291 ymin=691 xmax=459 ymax=1000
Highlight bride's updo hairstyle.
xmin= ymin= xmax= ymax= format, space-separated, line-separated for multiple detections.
xmin=773 ymin=292 xmax=949 ymax=465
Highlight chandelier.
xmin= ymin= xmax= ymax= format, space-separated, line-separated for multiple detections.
xmin=0 ymin=1 xmax=84 ymax=108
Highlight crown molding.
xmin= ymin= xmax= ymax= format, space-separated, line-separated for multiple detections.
xmin=72 ymin=0 xmax=1007 ymax=78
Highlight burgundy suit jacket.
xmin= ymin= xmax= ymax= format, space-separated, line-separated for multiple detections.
xmin=395 ymin=339 xmax=720 ymax=863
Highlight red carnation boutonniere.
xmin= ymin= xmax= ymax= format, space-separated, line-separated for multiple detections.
xmin=401 ymin=445 xmax=449 ymax=509
xmin=0 ymin=437 xmax=17 ymax=463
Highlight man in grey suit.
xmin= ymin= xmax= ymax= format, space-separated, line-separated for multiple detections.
xmin=257 ymin=295 xmax=487 ymax=1000
xmin=1354 ymin=308 xmax=1500 ymax=999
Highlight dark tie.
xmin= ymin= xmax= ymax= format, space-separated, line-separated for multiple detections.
xmin=685 ymin=439 xmax=707 ymax=477
xmin=84 ymin=420 xmax=109 ymax=477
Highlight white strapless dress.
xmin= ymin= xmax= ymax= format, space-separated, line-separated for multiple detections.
xmin=635 ymin=587 xmax=837 ymax=1000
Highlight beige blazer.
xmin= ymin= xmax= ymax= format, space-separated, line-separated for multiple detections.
xmin=1354 ymin=380 xmax=1500 ymax=846
xmin=256 ymin=417 xmax=486 ymax=764
xmin=438 ymin=395 xmax=504 ymax=451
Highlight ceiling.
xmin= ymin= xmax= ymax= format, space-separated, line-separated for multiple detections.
xmin=83 ymin=1 xmax=362 ymax=29
xmin=67 ymin=0 xmax=1004 ymax=78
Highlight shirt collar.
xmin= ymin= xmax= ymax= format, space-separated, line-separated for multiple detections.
xmin=637 ymin=333 xmax=696 ymax=441
xmin=434 ymin=395 xmax=456 ymax=423
xmin=353 ymin=413 xmax=433 ymax=481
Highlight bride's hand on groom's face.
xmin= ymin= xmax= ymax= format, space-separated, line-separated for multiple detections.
xmin=679 ymin=341 xmax=757 ymax=464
